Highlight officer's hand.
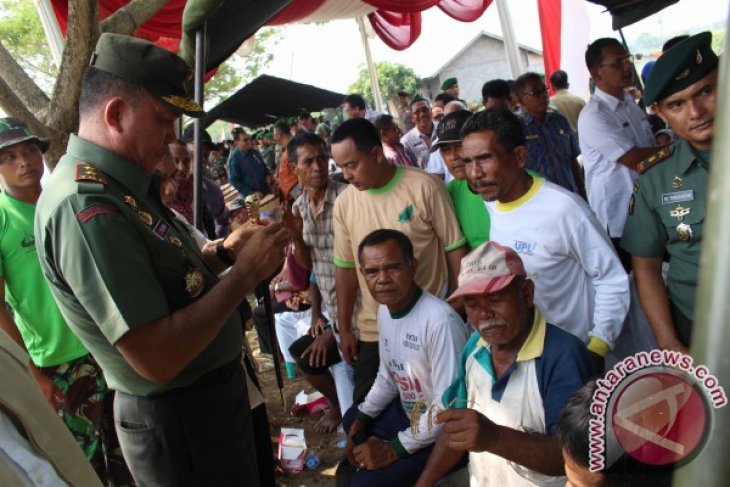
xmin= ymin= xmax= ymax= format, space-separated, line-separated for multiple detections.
xmin=353 ymin=437 xmax=399 ymax=470
xmin=232 ymin=222 xmax=289 ymax=284
xmin=434 ymin=408 xmax=499 ymax=453
xmin=222 ymin=220 xmax=263 ymax=256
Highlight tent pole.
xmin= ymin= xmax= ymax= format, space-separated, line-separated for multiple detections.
xmin=495 ymin=0 xmax=524 ymax=79
xmin=193 ymin=24 xmax=206 ymax=231
xmin=357 ymin=16 xmax=384 ymax=113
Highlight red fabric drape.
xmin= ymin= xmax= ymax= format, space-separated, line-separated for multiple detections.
xmin=267 ymin=0 xmax=327 ymax=24
xmin=366 ymin=0 xmax=491 ymax=50
xmin=363 ymin=0 xmax=439 ymax=12
xmin=368 ymin=11 xmax=422 ymax=51
xmin=438 ymin=0 xmax=492 ymax=22
xmin=537 ymin=0 xmax=561 ymax=96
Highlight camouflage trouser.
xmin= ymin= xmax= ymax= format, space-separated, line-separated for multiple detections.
xmin=41 ymin=354 xmax=136 ymax=487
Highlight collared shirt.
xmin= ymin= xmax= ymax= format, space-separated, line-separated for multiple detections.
xmin=621 ymin=140 xmax=710 ymax=319
xmin=520 ymin=110 xmax=580 ymax=193
xmin=382 ymin=142 xmax=417 ymax=168
xmin=401 ymin=125 xmax=437 ymax=169
xmin=293 ymin=179 xmax=348 ymax=326
xmin=35 ymin=135 xmax=243 ymax=396
xmin=444 ymin=310 xmax=592 ymax=487
xmin=171 ymin=177 xmax=231 ymax=238
xmin=578 ymin=87 xmax=655 ymax=237
xmin=228 ymin=147 xmax=270 ymax=198
xmin=549 ymin=89 xmax=586 ymax=131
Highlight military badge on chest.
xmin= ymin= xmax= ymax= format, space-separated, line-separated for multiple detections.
xmin=123 ymin=194 xmax=206 ymax=298
xmin=669 ymin=204 xmax=693 ymax=242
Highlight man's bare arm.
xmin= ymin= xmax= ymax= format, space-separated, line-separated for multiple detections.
xmin=445 ymin=246 xmax=467 ymax=295
xmin=335 ymin=266 xmax=359 ymax=363
xmin=632 ymin=255 xmax=687 ymax=352
xmin=116 ymin=223 xmax=289 ymax=383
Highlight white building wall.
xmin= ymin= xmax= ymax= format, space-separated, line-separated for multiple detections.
xmin=421 ymin=36 xmax=543 ymax=106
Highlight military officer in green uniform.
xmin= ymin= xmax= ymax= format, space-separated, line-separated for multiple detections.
xmin=34 ymin=33 xmax=289 ymax=486
xmin=621 ymin=32 xmax=717 ymax=353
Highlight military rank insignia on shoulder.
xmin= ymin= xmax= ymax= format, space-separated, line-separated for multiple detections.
xmin=638 ymin=147 xmax=672 ymax=174
xmin=74 ymin=163 xmax=108 ymax=184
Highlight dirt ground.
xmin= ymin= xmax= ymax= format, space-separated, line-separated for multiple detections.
xmin=248 ymin=331 xmax=342 ymax=487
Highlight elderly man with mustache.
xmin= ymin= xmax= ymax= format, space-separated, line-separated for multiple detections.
xmin=415 ymin=241 xmax=593 ymax=487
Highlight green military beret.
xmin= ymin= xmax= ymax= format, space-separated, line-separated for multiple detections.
xmin=441 ymin=77 xmax=458 ymax=90
xmin=89 ymin=33 xmax=205 ymax=118
xmin=0 ymin=117 xmax=49 ymax=152
xmin=644 ymin=32 xmax=718 ymax=105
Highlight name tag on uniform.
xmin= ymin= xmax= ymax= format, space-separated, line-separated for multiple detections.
xmin=662 ymin=190 xmax=695 ymax=205
xmin=525 ymin=134 xmax=539 ymax=140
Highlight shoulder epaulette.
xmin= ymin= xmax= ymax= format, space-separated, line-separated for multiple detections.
xmin=637 ymin=146 xmax=672 ymax=174
xmin=74 ymin=163 xmax=107 ymax=184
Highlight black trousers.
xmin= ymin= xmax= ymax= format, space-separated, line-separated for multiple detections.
xmin=114 ymin=359 xmax=260 ymax=487
xmin=353 ymin=340 xmax=380 ymax=404
xmin=252 ymin=301 xmax=310 ymax=355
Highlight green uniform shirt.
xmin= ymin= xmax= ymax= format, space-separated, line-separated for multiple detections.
xmin=35 ymin=135 xmax=243 ymax=396
xmin=621 ymin=139 xmax=709 ymax=319
xmin=0 ymin=192 xmax=87 ymax=367
xmin=447 ymin=179 xmax=490 ymax=250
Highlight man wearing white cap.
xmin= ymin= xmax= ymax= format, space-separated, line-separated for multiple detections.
xmin=415 ymin=241 xmax=593 ymax=487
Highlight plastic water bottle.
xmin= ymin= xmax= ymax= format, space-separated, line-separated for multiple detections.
xmin=305 ymin=453 xmax=320 ymax=470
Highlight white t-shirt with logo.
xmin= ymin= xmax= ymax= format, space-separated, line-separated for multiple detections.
xmin=485 ymin=177 xmax=629 ymax=347
xmin=358 ymin=290 xmax=468 ymax=453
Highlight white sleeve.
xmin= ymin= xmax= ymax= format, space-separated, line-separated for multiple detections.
xmin=579 ymin=108 xmax=636 ymax=163
xmin=425 ymin=152 xmax=445 ymax=175
xmin=396 ymin=311 xmax=468 ymax=453
xmin=570 ymin=212 xmax=630 ymax=347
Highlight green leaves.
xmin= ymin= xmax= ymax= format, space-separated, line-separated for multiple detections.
xmin=348 ymin=61 xmax=421 ymax=108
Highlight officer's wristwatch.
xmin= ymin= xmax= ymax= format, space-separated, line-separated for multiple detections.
xmin=215 ymin=240 xmax=235 ymax=266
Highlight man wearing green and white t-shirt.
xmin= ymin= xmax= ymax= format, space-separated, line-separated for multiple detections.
xmin=0 ymin=117 xmax=133 ymax=484
xmin=460 ymin=109 xmax=629 ymax=371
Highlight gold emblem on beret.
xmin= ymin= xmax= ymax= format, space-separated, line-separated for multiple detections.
xmin=124 ymin=195 xmax=138 ymax=208
xmin=137 ymin=211 xmax=153 ymax=226
xmin=696 ymin=49 xmax=703 ymax=65
xmin=161 ymin=95 xmax=203 ymax=114
xmin=674 ymin=68 xmax=690 ymax=81
xmin=184 ymin=268 xmax=204 ymax=297
xmin=676 ymin=223 xmax=693 ymax=242
xmin=169 ymin=236 xmax=182 ymax=247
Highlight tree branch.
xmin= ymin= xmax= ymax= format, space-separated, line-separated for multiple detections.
xmin=101 ymin=0 xmax=172 ymax=35
xmin=0 ymin=40 xmax=50 ymax=122
xmin=0 ymin=77 xmax=48 ymax=136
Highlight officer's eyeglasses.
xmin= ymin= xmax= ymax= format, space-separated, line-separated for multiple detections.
xmin=599 ymin=54 xmax=635 ymax=69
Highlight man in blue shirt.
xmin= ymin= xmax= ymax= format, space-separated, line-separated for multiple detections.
xmin=516 ymin=72 xmax=585 ymax=196
xmin=229 ymin=128 xmax=271 ymax=198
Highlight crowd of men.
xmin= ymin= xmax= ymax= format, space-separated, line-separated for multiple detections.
xmin=0 ymin=26 xmax=717 ymax=487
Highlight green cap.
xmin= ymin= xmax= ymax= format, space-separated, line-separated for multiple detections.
xmin=0 ymin=117 xmax=49 ymax=152
xmin=644 ymin=32 xmax=718 ymax=105
xmin=90 ymin=33 xmax=205 ymax=117
xmin=441 ymin=77 xmax=458 ymax=90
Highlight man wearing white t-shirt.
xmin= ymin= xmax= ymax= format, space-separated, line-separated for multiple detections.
xmin=578 ymin=38 xmax=660 ymax=269
xmin=460 ymin=108 xmax=629 ymax=369
xmin=338 ymin=229 xmax=468 ymax=487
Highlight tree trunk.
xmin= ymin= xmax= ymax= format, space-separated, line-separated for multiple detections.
xmin=0 ymin=0 xmax=173 ymax=168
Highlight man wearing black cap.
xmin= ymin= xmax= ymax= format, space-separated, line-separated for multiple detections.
xmin=34 ymin=33 xmax=289 ymax=486
xmin=621 ymin=32 xmax=718 ymax=352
